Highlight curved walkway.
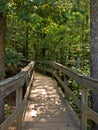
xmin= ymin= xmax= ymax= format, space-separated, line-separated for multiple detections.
xmin=22 ymin=73 xmax=80 ymax=130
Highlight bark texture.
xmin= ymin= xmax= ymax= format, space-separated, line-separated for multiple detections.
xmin=90 ymin=1 xmax=98 ymax=130
xmin=0 ymin=12 xmax=6 ymax=124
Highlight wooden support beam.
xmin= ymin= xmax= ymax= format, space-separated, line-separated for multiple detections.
xmin=16 ymin=87 xmax=22 ymax=130
xmin=81 ymin=87 xmax=88 ymax=130
xmin=63 ymin=74 xmax=68 ymax=99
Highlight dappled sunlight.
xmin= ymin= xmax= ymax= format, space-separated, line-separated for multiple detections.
xmin=26 ymin=101 xmax=67 ymax=121
xmin=23 ymin=73 xmax=80 ymax=130
xmin=30 ymin=109 xmax=37 ymax=117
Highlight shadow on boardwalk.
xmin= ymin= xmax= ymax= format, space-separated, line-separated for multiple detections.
xmin=22 ymin=73 xmax=80 ymax=130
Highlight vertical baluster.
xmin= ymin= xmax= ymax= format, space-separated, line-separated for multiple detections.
xmin=43 ymin=63 xmax=45 ymax=74
xmin=56 ymin=68 xmax=60 ymax=87
xmin=63 ymin=74 xmax=68 ymax=99
xmin=16 ymin=86 xmax=22 ymax=130
xmin=64 ymin=74 xmax=68 ymax=86
xmin=81 ymin=87 xmax=88 ymax=130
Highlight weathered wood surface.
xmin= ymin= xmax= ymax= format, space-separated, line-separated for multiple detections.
xmin=36 ymin=61 xmax=98 ymax=127
xmin=52 ymin=62 xmax=98 ymax=92
xmin=22 ymin=73 xmax=80 ymax=130
xmin=1 ymin=60 xmax=98 ymax=130
xmin=36 ymin=61 xmax=98 ymax=92
xmin=0 ymin=61 xmax=34 ymax=100
xmin=0 ymin=61 xmax=35 ymax=130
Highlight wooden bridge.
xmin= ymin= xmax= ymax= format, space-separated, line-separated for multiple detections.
xmin=0 ymin=61 xmax=98 ymax=130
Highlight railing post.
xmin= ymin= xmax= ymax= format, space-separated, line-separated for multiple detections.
xmin=16 ymin=86 xmax=22 ymax=130
xmin=43 ymin=63 xmax=45 ymax=75
xmin=23 ymin=73 xmax=30 ymax=98
xmin=56 ymin=68 xmax=60 ymax=87
xmin=81 ymin=87 xmax=88 ymax=130
xmin=63 ymin=74 xmax=68 ymax=99
xmin=64 ymin=74 xmax=68 ymax=86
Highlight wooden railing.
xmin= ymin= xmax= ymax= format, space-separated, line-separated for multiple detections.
xmin=36 ymin=61 xmax=98 ymax=130
xmin=0 ymin=61 xmax=35 ymax=130
xmin=0 ymin=60 xmax=98 ymax=130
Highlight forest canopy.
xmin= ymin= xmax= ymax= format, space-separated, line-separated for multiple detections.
xmin=0 ymin=0 xmax=90 ymax=74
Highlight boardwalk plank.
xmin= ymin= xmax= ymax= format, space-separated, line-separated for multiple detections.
xmin=22 ymin=73 xmax=80 ymax=130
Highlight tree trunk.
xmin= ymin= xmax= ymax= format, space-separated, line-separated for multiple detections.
xmin=25 ymin=25 xmax=29 ymax=60
xmin=0 ymin=13 xmax=6 ymax=124
xmin=90 ymin=1 xmax=98 ymax=130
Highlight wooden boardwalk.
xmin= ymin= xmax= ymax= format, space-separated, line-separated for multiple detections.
xmin=22 ymin=73 xmax=80 ymax=130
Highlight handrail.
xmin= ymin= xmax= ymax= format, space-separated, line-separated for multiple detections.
xmin=36 ymin=61 xmax=98 ymax=130
xmin=52 ymin=62 xmax=98 ymax=92
xmin=0 ymin=61 xmax=35 ymax=130
xmin=0 ymin=61 xmax=34 ymax=99
xmin=1 ymin=60 xmax=98 ymax=130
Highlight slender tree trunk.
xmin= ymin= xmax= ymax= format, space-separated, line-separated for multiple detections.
xmin=25 ymin=25 xmax=28 ymax=60
xmin=0 ymin=13 xmax=6 ymax=124
xmin=42 ymin=48 xmax=46 ymax=59
xmin=90 ymin=1 xmax=98 ymax=130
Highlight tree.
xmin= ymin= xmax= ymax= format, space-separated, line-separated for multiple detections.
xmin=0 ymin=12 xmax=6 ymax=124
xmin=0 ymin=0 xmax=90 ymax=124
xmin=5 ymin=0 xmax=89 ymax=66
xmin=90 ymin=0 xmax=98 ymax=130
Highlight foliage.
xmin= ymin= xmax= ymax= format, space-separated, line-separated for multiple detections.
xmin=0 ymin=0 xmax=91 ymax=126
xmin=5 ymin=47 xmax=23 ymax=67
xmin=4 ymin=104 xmax=13 ymax=119
xmin=2 ymin=0 xmax=90 ymax=74
xmin=0 ymin=0 xmax=90 ymax=106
